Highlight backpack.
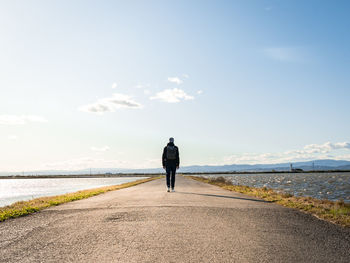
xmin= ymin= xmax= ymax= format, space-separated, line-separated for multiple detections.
xmin=166 ymin=145 xmax=177 ymax=160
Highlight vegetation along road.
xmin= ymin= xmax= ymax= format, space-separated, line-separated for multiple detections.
xmin=0 ymin=176 xmax=349 ymax=262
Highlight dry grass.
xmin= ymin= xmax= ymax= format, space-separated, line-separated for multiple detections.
xmin=188 ymin=176 xmax=350 ymax=227
xmin=0 ymin=177 xmax=161 ymax=222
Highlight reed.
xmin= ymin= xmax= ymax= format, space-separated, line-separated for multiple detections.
xmin=188 ymin=176 xmax=350 ymax=227
xmin=0 ymin=177 xmax=161 ymax=222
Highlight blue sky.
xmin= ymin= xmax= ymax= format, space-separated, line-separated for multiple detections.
xmin=1 ymin=0 xmax=350 ymax=171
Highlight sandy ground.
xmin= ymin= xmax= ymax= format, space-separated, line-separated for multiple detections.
xmin=0 ymin=176 xmax=349 ymax=263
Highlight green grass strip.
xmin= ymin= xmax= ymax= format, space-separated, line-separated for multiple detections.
xmin=0 ymin=176 xmax=161 ymax=222
xmin=188 ymin=176 xmax=350 ymax=228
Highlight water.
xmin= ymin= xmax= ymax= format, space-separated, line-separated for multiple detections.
xmin=201 ymin=172 xmax=350 ymax=202
xmin=0 ymin=177 xmax=147 ymax=207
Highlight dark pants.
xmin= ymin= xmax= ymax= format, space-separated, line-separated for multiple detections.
xmin=166 ymin=164 xmax=176 ymax=189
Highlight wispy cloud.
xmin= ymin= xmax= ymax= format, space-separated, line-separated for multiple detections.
xmin=150 ymin=88 xmax=194 ymax=103
xmin=135 ymin=83 xmax=152 ymax=95
xmin=0 ymin=115 xmax=47 ymax=125
xmin=112 ymin=82 xmax=118 ymax=89
xmin=335 ymin=154 xmax=350 ymax=160
xmin=222 ymin=141 xmax=350 ymax=165
xmin=182 ymin=74 xmax=189 ymax=79
xmin=79 ymin=93 xmax=142 ymax=114
xmin=41 ymin=156 xmax=160 ymax=170
xmin=42 ymin=157 xmax=129 ymax=170
xmin=197 ymin=90 xmax=203 ymax=95
xmin=303 ymin=142 xmax=350 ymax=153
xmin=135 ymin=83 xmax=150 ymax=89
xmin=167 ymin=77 xmax=183 ymax=85
xmin=91 ymin=146 xmax=110 ymax=152
xmin=264 ymin=47 xmax=303 ymax=62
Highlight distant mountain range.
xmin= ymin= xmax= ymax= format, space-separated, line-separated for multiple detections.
xmin=1 ymin=159 xmax=350 ymax=176
xmin=178 ymin=159 xmax=350 ymax=173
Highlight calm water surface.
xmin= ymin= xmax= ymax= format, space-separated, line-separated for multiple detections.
xmin=0 ymin=177 xmax=147 ymax=207
xmin=201 ymin=172 xmax=350 ymax=202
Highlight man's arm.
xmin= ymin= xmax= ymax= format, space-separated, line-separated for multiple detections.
xmin=176 ymin=147 xmax=180 ymax=168
xmin=162 ymin=147 xmax=166 ymax=168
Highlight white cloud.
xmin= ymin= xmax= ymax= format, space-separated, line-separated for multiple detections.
xmin=42 ymin=157 xmax=130 ymax=170
xmin=222 ymin=141 xmax=350 ymax=165
xmin=79 ymin=93 xmax=142 ymax=114
xmin=182 ymin=74 xmax=189 ymax=79
xmin=142 ymin=158 xmax=161 ymax=168
xmin=135 ymin=83 xmax=150 ymax=89
xmin=41 ymin=156 xmax=160 ymax=170
xmin=303 ymin=142 xmax=350 ymax=153
xmin=135 ymin=83 xmax=151 ymax=95
xmin=167 ymin=77 xmax=183 ymax=85
xmin=150 ymin=88 xmax=194 ymax=103
xmin=91 ymin=146 xmax=110 ymax=152
xmin=0 ymin=115 xmax=47 ymax=125
xmin=26 ymin=116 xmax=47 ymax=123
xmin=264 ymin=47 xmax=302 ymax=62
xmin=8 ymin=135 xmax=18 ymax=140
xmin=112 ymin=82 xmax=118 ymax=89
xmin=197 ymin=90 xmax=203 ymax=94
xmin=335 ymin=154 xmax=350 ymax=160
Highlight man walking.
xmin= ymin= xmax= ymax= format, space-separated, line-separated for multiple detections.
xmin=162 ymin=137 xmax=180 ymax=192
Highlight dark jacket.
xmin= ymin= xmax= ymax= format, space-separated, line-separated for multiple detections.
xmin=162 ymin=142 xmax=180 ymax=167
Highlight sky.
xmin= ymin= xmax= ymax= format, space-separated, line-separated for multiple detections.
xmin=1 ymin=0 xmax=350 ymax=172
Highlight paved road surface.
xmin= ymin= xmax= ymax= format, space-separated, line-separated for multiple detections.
xmin=1 ymin=176 xmax=349 ymax=262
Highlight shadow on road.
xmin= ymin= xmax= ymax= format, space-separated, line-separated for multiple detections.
xmin=177 ymin=192 xmax=270 ymax=203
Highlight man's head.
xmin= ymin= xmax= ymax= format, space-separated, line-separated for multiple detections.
xmin=169 ymin=137 xmax=174 ymax=143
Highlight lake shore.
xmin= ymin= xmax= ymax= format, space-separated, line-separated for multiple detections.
xmin=0 ymin=176 xmax=161 ymax=222
xmin=188 ymin=176 xmax=350 ymax=227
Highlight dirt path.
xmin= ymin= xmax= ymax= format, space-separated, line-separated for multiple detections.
xmin=1 ymin=176 xmax=349 ymax=262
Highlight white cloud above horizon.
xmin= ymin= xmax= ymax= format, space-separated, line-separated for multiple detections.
xmin=150 ymin=88 xmax=194 ymax=103
xmin=79 ymin=93 xmax=142 ymax=114
xmin=221 ymin=141 xmax=350 ymax=165
xmin=90 ymin=146 xmax=110 ymax=152
xmin=303 ymin=142 xmax=350 ymax=153
xmin=41 ymin=157 xmax=128 ymax=170
xmin=112 ymin=82 xmax=118 ymax=89
xmin=135 ymin=83 xmax=150 ymax=89
xmin=40 ymin=156 xmax=160 ymax=171
xmin=0 ymin=115 xmax=48 ymax=125
xmin=167 ymin=77 xmax=183 ymax=85
xmin=8 ymin=135 xmax=18 ymax=140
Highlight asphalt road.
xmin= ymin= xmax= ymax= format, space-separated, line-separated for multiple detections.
xmin=1 ymin=176 xmax=349 ymax=263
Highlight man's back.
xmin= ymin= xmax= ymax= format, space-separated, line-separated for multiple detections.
xmin=162 ymin=142 xmax=179 ymax=167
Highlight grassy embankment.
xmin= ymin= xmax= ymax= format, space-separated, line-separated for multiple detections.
xmin=188 ymin=176 xmax=350 ymax=227
xmin=0 ymin=176 xmax=161 ymax=222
